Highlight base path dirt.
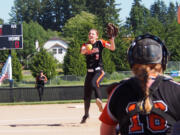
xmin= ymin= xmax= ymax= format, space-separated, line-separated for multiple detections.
xmin=0 ymin=103 xmax=103 ymax=135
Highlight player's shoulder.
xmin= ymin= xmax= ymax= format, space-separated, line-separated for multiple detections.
xmin=161 ymin=74 xmax=172 ymax=81
xmin=160 ymin=74 xmax=180 ymax=87
xmin=109 ymin=77 xmax=133 ymax=94
xmin=98 ymin=39 xmax=109 ymax=44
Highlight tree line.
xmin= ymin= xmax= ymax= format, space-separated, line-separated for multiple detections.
xmin=0 ymin=0 xmax=180 ymax=81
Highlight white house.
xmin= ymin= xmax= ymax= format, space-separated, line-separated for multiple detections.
xmin=43 ymin=37 xmax=68 ymax=63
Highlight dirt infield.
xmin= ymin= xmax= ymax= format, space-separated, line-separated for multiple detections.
xmin=0 ymin=103 xmax=102 ymax=135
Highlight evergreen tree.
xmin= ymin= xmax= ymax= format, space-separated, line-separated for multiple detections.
xmin=0 ymin=18 xmax=3 ymax=24
xmin=142 ymin=17 xmax=165 ymax=37
xmin=102 ymin=49 xmax=115 ymax=73
xmin=30 ymin=48 xmax=57 ymax=79
xmin=111 ymin=33 xmax=130 ymax=71
xmin=104 ymin=0 xmax=121 ymax=25
xmin=39 ymin=0 xmax=55 ymax=30
xmin=150 ymin=0 xmax=167 ymax=24
xmin=10 ymin=0 xmax=120 ymax=32
xmin=63 ymin=40 xmax=86 ymax=76
xmin=69 ymin=0 xmax=86 ymax=16
xmin=17 ymin=21 xmax=58 ymax=67
xmin=164 ymin=20 xmax=180 ymax=61
xmin=166 ymin=2 xmax=177 ymax=24
xmin=10 ymin=0 xmax=41 ymax=23
xmin=62 ymin=12 xmax=99 ymax=76
xmin=126 ymin=0 xmax=150 ymax=35
xmin=86 ymin=0 xmax=120 ymax=28
xmin=11 ymin=50 xmax=23 ymax=81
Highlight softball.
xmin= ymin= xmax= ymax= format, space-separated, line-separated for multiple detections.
xmin=87 ymin=44 xmax=93 ymax=50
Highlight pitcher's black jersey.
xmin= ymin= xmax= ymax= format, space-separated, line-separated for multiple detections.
xmin=81 ymin=40 xmax=110 ymax=69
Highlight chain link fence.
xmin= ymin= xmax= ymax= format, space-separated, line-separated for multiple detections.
xmin=1 ymin=61 xmax=180 ymax=88
xmin=166 ymin=61 xmax=180 ymax=72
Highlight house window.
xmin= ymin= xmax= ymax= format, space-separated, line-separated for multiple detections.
xmin=53 ymin=49 xmax=57 ymax=54
xmin=58 ymin=48 xmax=63 ymax=54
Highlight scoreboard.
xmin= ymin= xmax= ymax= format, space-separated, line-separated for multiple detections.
xmin=0 ymin=24 xmax=23 ymax=50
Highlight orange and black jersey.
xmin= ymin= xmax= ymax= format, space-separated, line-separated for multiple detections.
xmin=100 ymin=76 xmax=180 ymax=135
xmin=36 ymin=75 xmax=47 ymax=85
xmin=81 ymin=40 xmax=110 ymax=69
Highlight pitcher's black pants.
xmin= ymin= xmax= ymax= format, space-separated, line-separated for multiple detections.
xmin=83 ymin=70 xmax=105 ymax=118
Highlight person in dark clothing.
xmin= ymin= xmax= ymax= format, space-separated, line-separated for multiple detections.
xmin=80 ymin=28 xmax=116 ymax=123
xmin=35 ymin=71 xmax=47 ymax=101
xmin=99 ymin=34 xmax=180 ymax=135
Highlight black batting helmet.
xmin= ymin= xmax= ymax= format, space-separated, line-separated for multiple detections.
xmin=127 ymin=34 xmax=169 ymax=70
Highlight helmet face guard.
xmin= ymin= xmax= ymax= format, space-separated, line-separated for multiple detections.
xmin=127 ymin=34 xmax=169 ymax=70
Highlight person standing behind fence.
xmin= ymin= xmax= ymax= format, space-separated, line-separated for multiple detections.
xmin=80 ymin=23 xmax=118 ymax=124
xmin=35 ymin=70 xmax=48 ymax=101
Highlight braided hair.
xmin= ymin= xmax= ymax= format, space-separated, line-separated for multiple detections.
xmin=132 ymin=63 xmax=163 ymax=113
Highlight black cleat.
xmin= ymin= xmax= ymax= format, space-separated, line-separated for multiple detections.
xmin=80 ymin=115 xmax=89 ymax=124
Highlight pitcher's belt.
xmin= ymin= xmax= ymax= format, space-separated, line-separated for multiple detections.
xmin=87 ymin=67 xmax=101 ymax=72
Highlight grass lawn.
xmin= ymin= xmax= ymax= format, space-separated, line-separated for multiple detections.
xmin=4 ymin=70 xmax=180 ymax=87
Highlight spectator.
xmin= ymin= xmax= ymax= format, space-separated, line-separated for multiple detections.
xmin=35 ymin=70 xmax=47 ymax=101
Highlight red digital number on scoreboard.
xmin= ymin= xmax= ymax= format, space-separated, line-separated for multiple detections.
xmin=0 ymin=28 xmax=2 ymax=35
xmin=15 ymin=41 xmax=20 ymax=48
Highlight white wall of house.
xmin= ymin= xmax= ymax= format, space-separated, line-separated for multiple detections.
xmin=43 ymin=38 xmax=68 ymax=63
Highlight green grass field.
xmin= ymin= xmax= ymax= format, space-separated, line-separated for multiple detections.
xmin=7 ymin=70 xmax=132 ymax=88
xmin=2 ymin=70 xmax=180 ymax=87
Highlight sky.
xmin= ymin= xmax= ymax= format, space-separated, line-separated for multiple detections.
xmin=116 ymin=0 xmax=179 ymax=23
xmin=0 ymin=0 xmax=179 ymax=24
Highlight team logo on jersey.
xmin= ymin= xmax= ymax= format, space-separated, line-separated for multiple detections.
xmin=126 ymin=100 xmax=168 ymax=134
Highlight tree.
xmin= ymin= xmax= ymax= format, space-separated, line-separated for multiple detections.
xmin=86 ymin=0 xmax=120 ymax=29
xmin=102 ymin=49 xmax=116 ymax=73
xmin=126 ymin=0 xmax=150 ymax=35
xmin=63 ymin=40 xmax=86 ymax=76
xmin=164 ymin=20 xmax=180 ymax=61
xmin=150 ymin=0 xmax=167 ymax=24
xmin=62 ymin=12 xmax=99 ymax=76
xmin=38 ymin=0 xmax=55 ymax=30
xmin=111 ymin=31 xmax=130 ymax=71
xmin=17 ymin=21 xmax=59 ymax=68
xmin=103 ymin=0 xmax=121 ymax=25
xmin=166 ymin=2 xmax=177 ymax=24
xmin=40 ymin=0 xmax=87 ymax=31
xmin=0 ymin=18 xmax=4 ymax=24
xmin=10 ymin=0 xmax=41 ymax=23
xmin=10 ymin=0 xmax=120 ymax=32
xmin=69 ymin=0 xmax=86 ymax=16
xmin=142 ymin=17 xmax=165 ymax=37
xmin=30 ymin=48 xmax=57 ymax=79
xmin=63 ymin=11 xmax=102 ymax=42
xmin=11 ymin=50 xmax=23 ymax=81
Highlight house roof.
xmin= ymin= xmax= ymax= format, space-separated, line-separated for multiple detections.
xmin=43 ymin=37 xmax=68 ymax=50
